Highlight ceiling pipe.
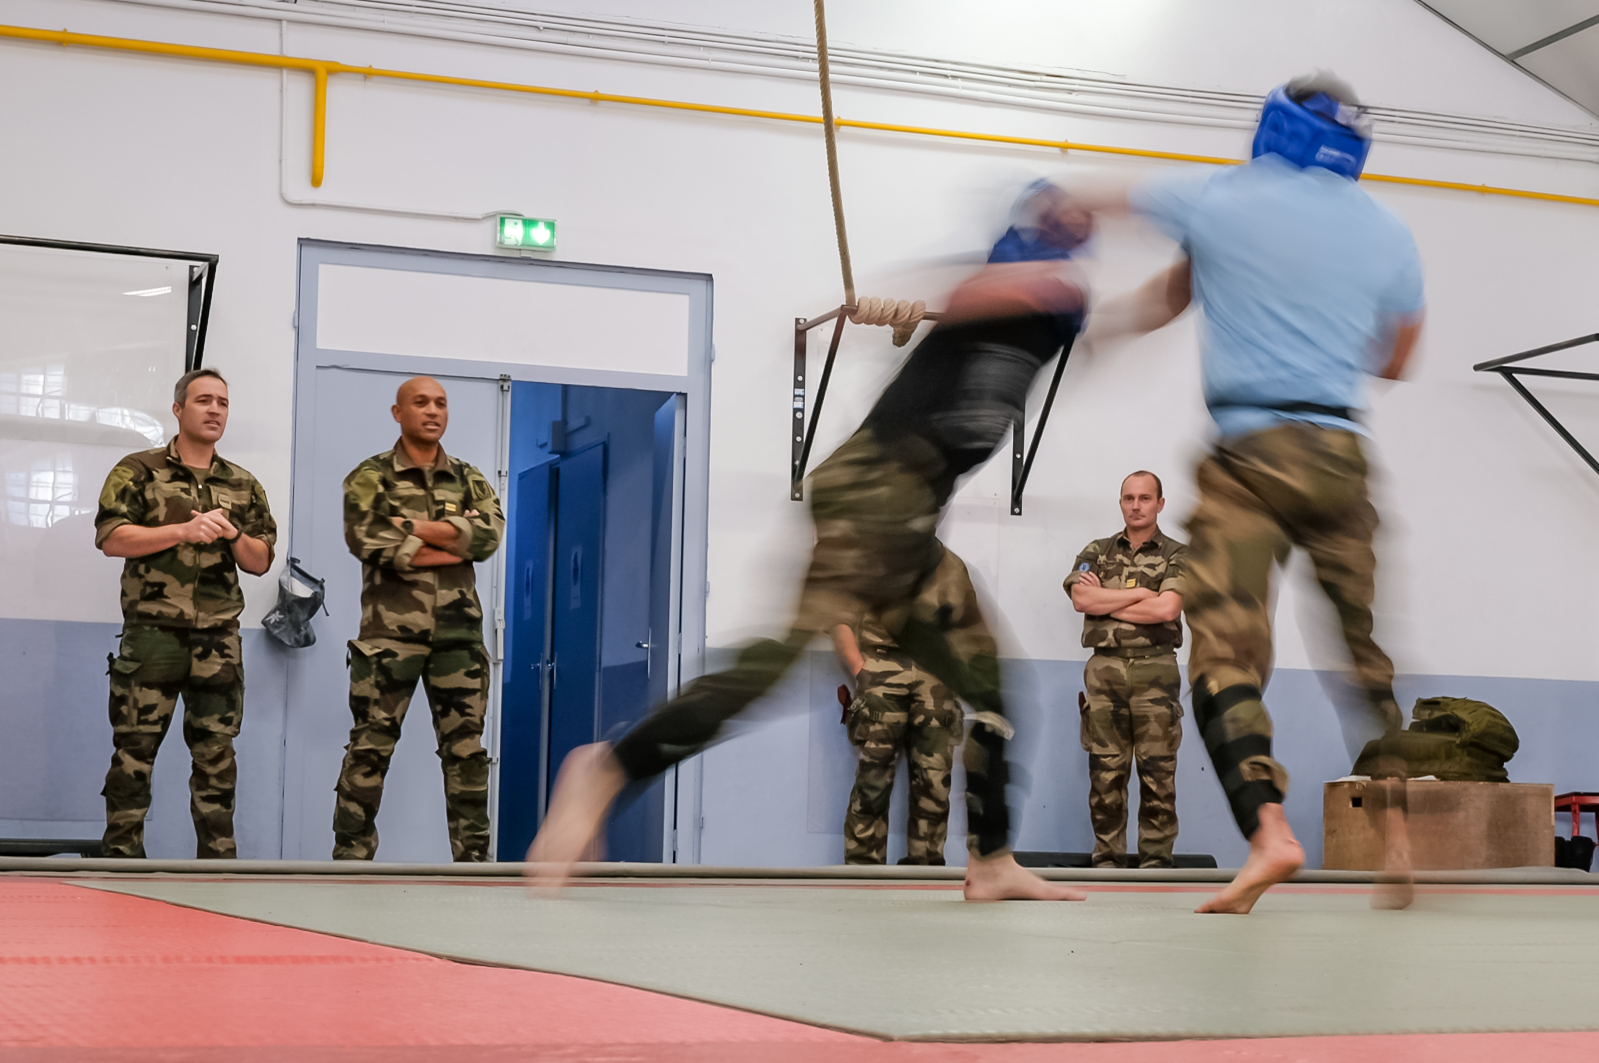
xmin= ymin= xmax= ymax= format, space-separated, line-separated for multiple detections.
xmin=5 ymin=21 xmax=1599 ymax=208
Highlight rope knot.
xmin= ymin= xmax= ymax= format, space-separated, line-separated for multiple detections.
xmin=848 ymin=297 xmax=927 ymax=347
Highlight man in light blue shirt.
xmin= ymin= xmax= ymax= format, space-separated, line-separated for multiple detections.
xmin=1089 ymin=72 xmax=1424 ymax=914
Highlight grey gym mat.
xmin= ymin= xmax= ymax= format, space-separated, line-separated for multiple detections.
xmin=79 ymin=877 xmax=1599 ymax=1041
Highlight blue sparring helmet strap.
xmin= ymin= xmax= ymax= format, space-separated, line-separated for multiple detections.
xmin=1251 ymin=85 xmax=1372 ymax=179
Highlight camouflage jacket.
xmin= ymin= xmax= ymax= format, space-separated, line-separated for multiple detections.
xmin=856 ymin=540 xmax=979 ymax=662
xmin=94 ymin=440 xmax=277 ymax=630
xmin=1063 ymin=528 xmax=1187 ymax=651
xmin=344 ymin=441 xmax=504 ymax=643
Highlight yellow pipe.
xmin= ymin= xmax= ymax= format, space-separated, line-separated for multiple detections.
xmin=7 ymin=22 xmax=1599 ymax=207
xmin=311 ymin=66 xmax=327 ymax=189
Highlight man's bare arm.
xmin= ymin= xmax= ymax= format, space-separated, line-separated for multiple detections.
xmin=411 ymin=546 xmax=466 ymax=567
xmin=198 ymin=510 xmax=271 ymax=576
xmin=102 ymin=511 xmax=230 ymax=558
xmin=942 ymin=261 xmax=1086 ymax=327
xmin=1085 ymin=258 xmax=1192 ymax=345
xmin=230 ymin=534 xmax=272 ymax=576
xmin=1378 ymin=314 xmax=1424 ymax=381
xmin=1110 ymin=591 xmax=1183 ymax=624
xmin=390 ymin=515 xmax=475 ymax=565
xmin=1070 ymin=581 xmax=1156 ymax=615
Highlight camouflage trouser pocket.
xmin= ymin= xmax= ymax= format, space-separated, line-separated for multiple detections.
xmin=115 ymin=627 xmax=195 ymax=684
xmin=845 ymin=694 xmax=873 ymax=746
xmin=348 ymin=639 xmax=430 ymax=688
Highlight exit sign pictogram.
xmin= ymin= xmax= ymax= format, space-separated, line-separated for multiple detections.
xmin=497 ymin=216 xmax=556 ymax=249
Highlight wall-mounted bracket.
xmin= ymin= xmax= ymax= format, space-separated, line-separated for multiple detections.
xmin=790 ymin=307 xmax=1072 ymax=514
xmin=1474 ymin=333 xmax=1599 ymax=478
xmin=1009 ymin=335 xmax=1076 ymax=515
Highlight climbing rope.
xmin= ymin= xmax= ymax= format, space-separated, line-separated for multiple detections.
xmin=847 ymin=296 xmax=927 ymax=347
xmin=812 ymin=0 xmax=927 ymax=347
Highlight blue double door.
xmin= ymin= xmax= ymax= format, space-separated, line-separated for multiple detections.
xmin=497 ymin=385 xmax=679 ymax=863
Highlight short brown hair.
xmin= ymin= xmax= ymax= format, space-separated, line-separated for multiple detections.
xmin=174 ymin=367 xmax=227 ymax=406
xmin=1122 ymin=470 xmax=1163 ymax=499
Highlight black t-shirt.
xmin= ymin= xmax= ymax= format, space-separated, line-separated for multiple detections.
xmin=864 ymin=310 xmax=1079 ymax=502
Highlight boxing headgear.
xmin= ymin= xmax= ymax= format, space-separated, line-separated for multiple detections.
xmin=1251 ymin=84 xmax=1372 ymax=180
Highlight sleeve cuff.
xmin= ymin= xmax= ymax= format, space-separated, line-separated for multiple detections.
xmin=393 ymin=534 xmax=426 ymax=572
xmin=94 ymin=518 xmax=131 ymax=550
xmin=442 ymin=516 xmax=474 ymax=559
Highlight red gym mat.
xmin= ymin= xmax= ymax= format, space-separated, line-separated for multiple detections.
xmin=2 ymin=878 xmax=1597 ymax=1063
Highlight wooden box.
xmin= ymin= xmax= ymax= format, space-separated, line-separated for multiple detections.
xmin=1323 ymin=780 xmax=1554 ymax=870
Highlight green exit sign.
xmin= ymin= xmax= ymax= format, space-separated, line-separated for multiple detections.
xmin=497 ymin=216 xmax=557 ymax=249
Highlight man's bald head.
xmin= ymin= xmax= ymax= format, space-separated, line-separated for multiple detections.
xmin=396 ymin=375 xmax=445 ymax=406
xmin=392 ymin=375 xmax=449 ymax=453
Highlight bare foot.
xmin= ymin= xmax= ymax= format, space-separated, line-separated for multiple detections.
xmin=1371 ymin=781 xmax=1413 ymax=911
xmin=524 ymin=742 xmax=627 ymax=892
xmin=963 ymin=851 xmax=1088 ymax=902
xmin=1196 ymin=803 xmax=1304 ymax=914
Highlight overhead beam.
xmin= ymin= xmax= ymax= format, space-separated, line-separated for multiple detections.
xmin=1507 ymin=14 xmax=1599 ymax=60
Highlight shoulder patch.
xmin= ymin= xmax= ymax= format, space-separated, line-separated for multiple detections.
xmin=98 ymin=463 xmax=144 ymax=508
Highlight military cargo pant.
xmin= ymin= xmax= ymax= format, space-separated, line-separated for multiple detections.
xmin=102 ymin=624 xmax=243 ymax=859
xmin=844 ymin=657 xmax=963 ymax=865
xmin=1185 ymin=424 xmax=1401 ymax=839
xmin=333 ymin=638 xmax=491 ymax=862
xmin=1081 ymin=650 xmax=1181 ymax=868
xmin=613 ymin=426 xmax=1018 ymax=857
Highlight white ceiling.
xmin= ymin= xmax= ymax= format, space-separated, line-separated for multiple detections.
xmin=1418 ymin=0 xmax=1599 ymax=114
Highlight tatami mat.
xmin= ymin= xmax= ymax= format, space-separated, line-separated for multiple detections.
xmin=81 ymin=877 xmax=1599 ymax=1042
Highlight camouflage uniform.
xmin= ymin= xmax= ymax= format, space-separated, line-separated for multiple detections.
xmin=94 ymin=440 xmax=277 ymax=859
xmin=1185 ymin=423 xmax=1401 ymax=838
xmin=333 ymin=442 xmax=503 ymax=862
xmin=842 ymin=544 xmax=971 ymax=865
xmin=613 ymin=426 xmax=1018 ymax=857
xmin=1064 ymin=529 xmax=1187 ymax=868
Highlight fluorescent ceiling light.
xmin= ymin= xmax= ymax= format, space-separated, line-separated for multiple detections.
xmin=122 ymin=286 xmax=173 ymax=297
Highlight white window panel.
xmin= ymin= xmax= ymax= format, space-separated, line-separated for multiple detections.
xmin=316 ymin=264 xmax=692 ymax=378
xmin=0 ymin=243 xmax=186 ymax=623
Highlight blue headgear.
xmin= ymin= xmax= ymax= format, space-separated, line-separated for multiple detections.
xmin=988 ymin=180 xmax=1087 ymax=263
xmin=1251 ymin=85 xmax=1372 ymax=179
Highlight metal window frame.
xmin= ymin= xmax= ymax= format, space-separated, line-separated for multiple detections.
xmin=0 ymin=234 xmax=219 ymax=370
xmin=790 ymin=305 xmax=1074 ymax=514
xmin=1474 ymin=333 xmax=1599 ymax=476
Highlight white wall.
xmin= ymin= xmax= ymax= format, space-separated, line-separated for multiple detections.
xmin=2 ymin=0 xmax=1597 ymax=863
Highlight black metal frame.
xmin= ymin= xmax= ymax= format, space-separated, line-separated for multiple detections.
xmin=0 ymin=234 xmax=219 ymax=370
xmin=1473 ymin=333 xmax=1599 ymax=477
xmin=791 ymin=306 xmax=1073 ymax=514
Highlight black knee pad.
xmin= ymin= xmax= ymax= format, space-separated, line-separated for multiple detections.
xmin=1192 ymin=680 xmax=1262 ymax=732
xmin=1192 ymin=680 xmax=1282 ymax=839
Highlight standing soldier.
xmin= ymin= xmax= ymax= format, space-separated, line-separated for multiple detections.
xmin=333 ymin=376 xmax=504 ymax=862
xmin=835 ymin=543 xmax=973 ymax=866
xmin=95 ymin=368 xmax=276 ymax=859
xmin=1064 ymin=471 xmax=1186 ymax=869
